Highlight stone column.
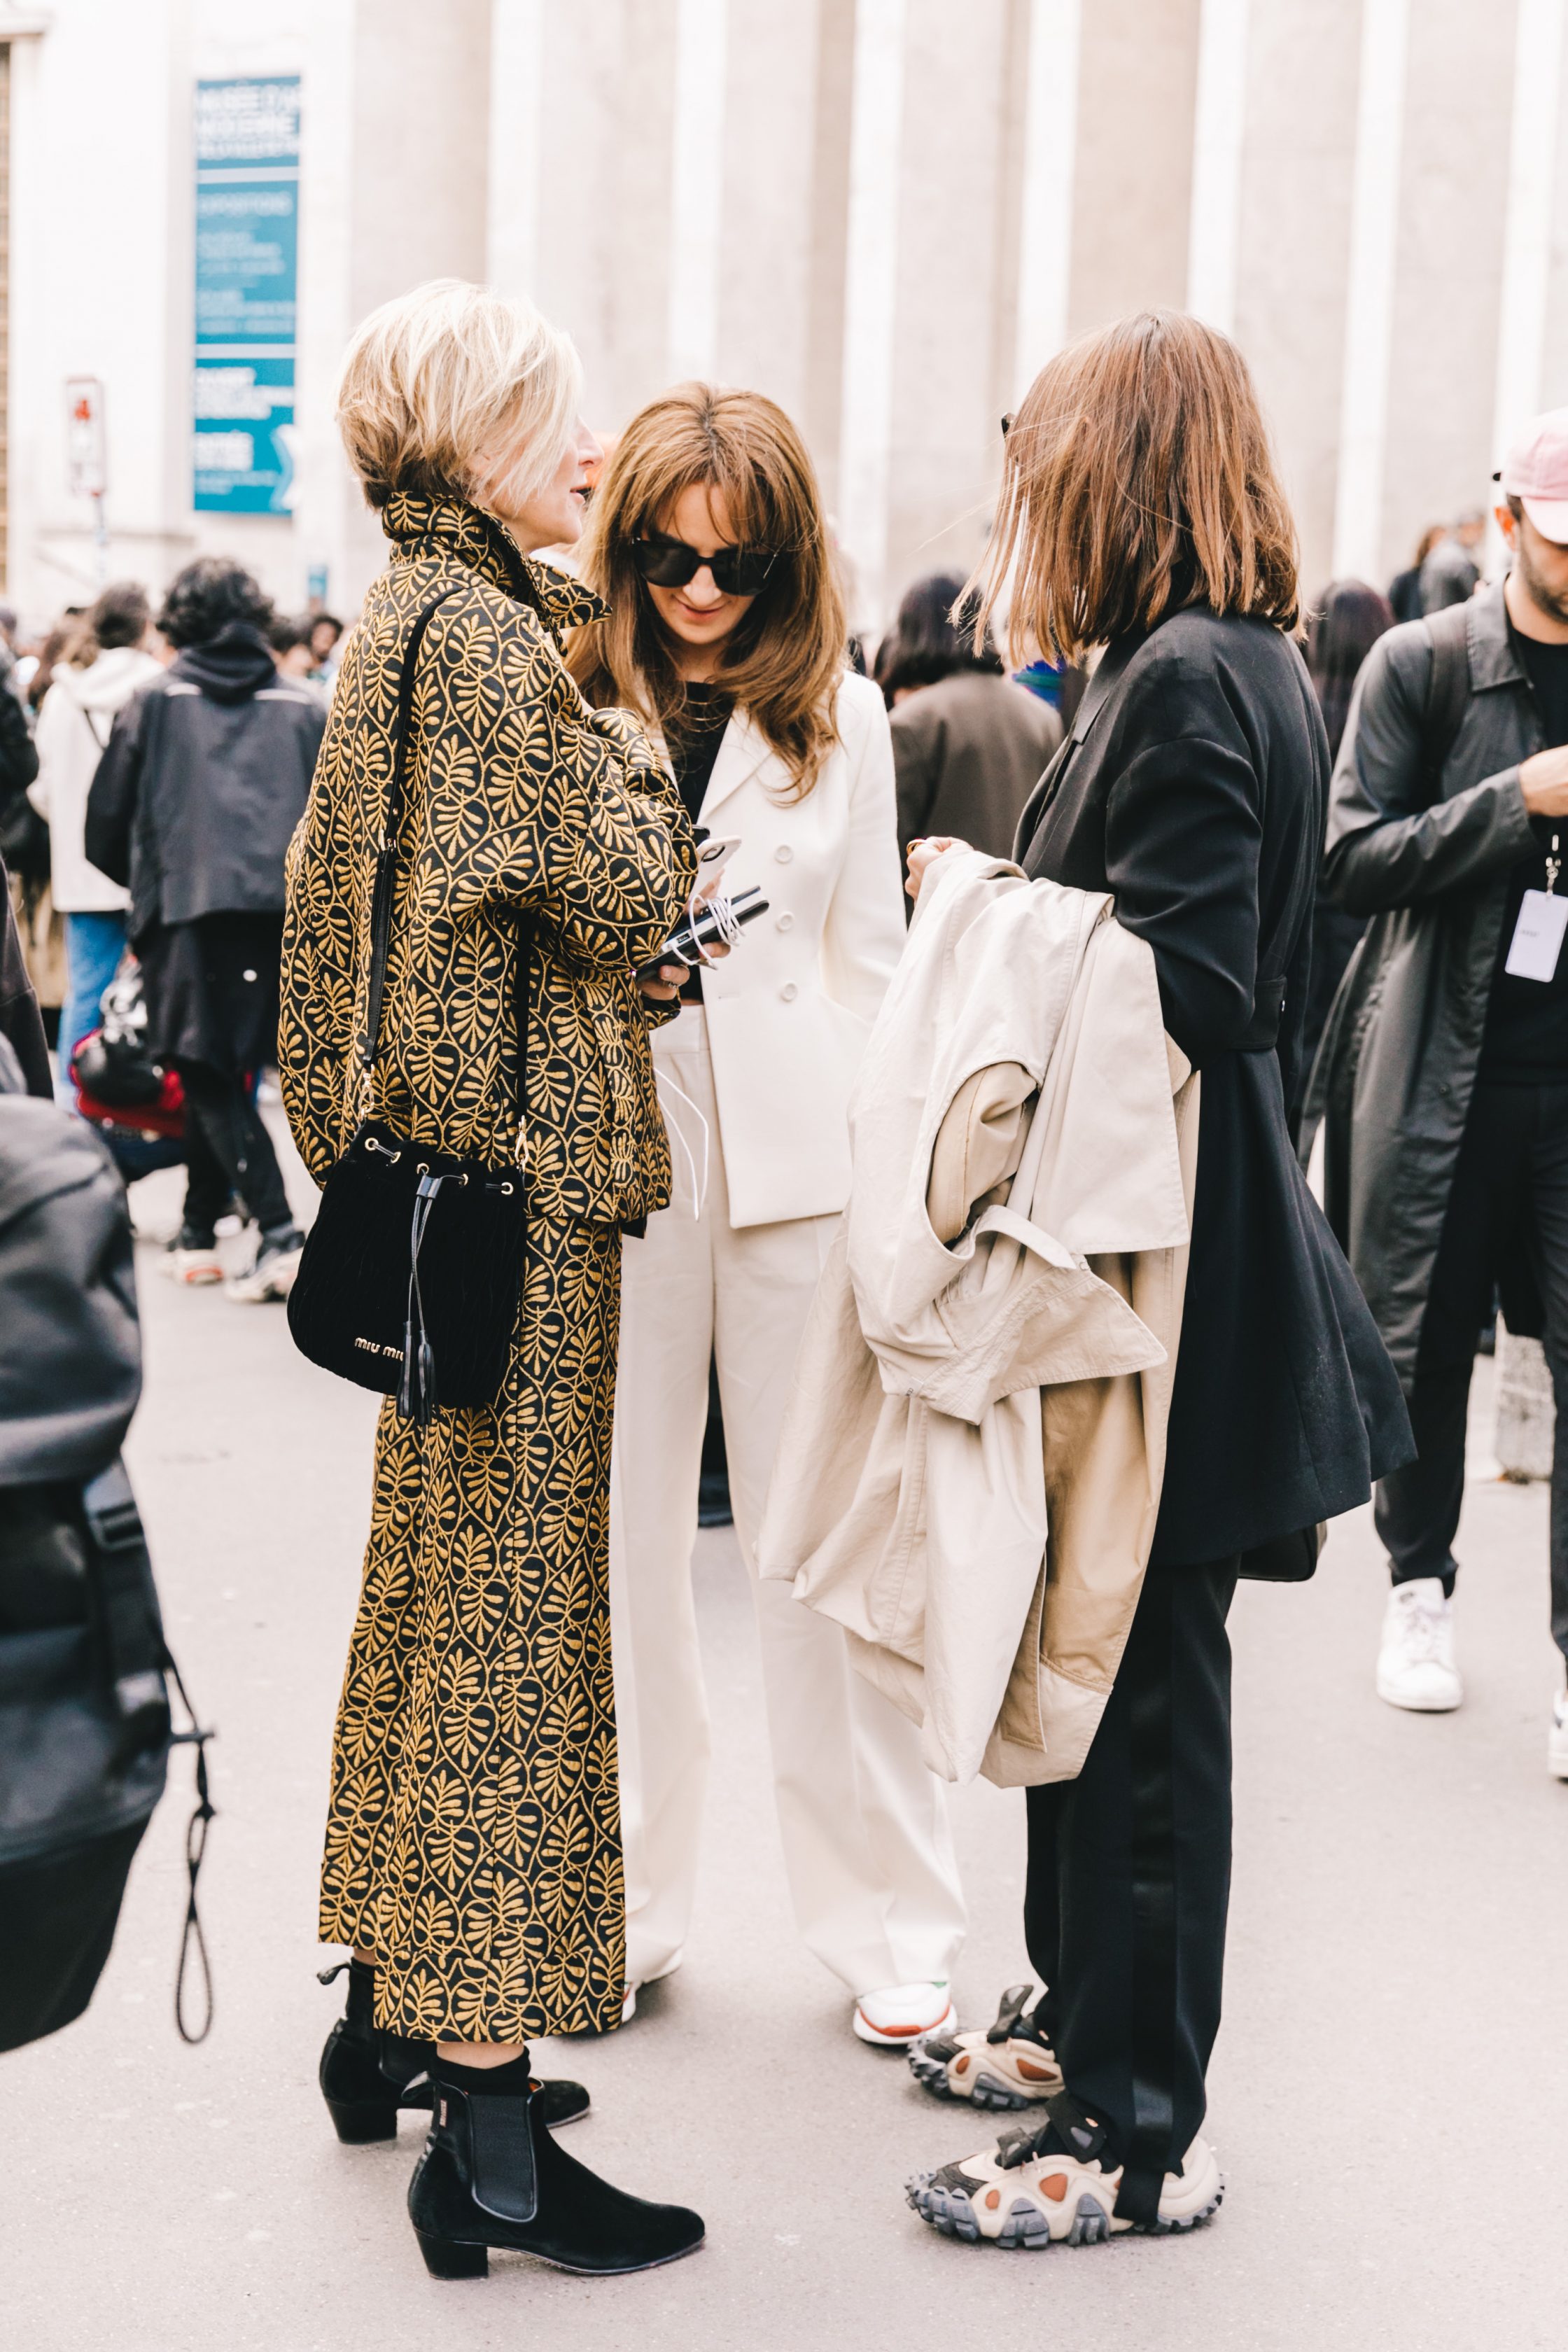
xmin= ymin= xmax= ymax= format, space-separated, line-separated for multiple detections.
xmin=295 ymin=0 xmax=492 ymax=616
xmin=1233 ymin=0 xmax=1363 ymax=598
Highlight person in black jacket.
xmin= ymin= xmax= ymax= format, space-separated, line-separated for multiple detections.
xmin=0 ymin=850 xmax=50 ymax=1098
xmin=86 ymin=559 xmax=324 ymax=1300
xmin=901 ymin=312 xmax=1410 ymax=2249
xmin=0 ymin=658 xmax=43 ymax=896
xmin=1313 ymin=410 xmax=1568 ymax=1752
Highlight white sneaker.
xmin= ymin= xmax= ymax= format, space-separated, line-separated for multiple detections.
xmin=225 ymin=1230 xmax=304 ymax=1303
xmin=1550 ymin=1691 xmax=1568 ymax=1780
xmin=158 ymin=1244 xmax=222 ymax=1287
xmin=1376 ymin=1577 xmax=1462 ymax=1712
xmin=853 ymin=1981 xmax=955 ymax=2047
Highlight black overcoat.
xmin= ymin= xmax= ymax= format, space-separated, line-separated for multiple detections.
xmin=85 ymin=624 xmax=324 ymax=946
xmin=1015 ymin=606 xmax=1411 ymax=1566
xmin=1306 ymin=584 xmax=1544 ymax=1387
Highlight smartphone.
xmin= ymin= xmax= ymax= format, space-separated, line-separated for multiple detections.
xmin=636 ymin=886 xmax=771 ymax=980
xmin=692 ymin=834 xmax=741 ymax=898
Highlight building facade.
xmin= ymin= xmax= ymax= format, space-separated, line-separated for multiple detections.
xmin=4 ymin=0 xmax=1567 ymax=632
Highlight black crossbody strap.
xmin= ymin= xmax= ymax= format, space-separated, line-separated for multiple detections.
xmin=1420 ymin=599 xmax=1471 ymax=790
xmin=359 ymin=586 xmax=465 ymax=1096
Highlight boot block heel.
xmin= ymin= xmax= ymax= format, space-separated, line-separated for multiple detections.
xmin=326 ymin=2094 xmax=400 ymax=2145
xmin=415 ymin=2228 xmax=489 ymax=2280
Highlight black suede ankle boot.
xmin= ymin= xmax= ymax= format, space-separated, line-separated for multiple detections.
xmin=318 ymin=1962 xmax=589 ymax=2144
xmin=408 ymin=2052 xmax=704 ymax=2278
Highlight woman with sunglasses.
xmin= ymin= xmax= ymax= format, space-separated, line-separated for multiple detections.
xmin=570 ymin=384 xmax=966 ymax=2050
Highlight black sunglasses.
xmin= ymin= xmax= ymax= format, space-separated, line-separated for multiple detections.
xmin=630 ymin=535 xmax=782 ymax=598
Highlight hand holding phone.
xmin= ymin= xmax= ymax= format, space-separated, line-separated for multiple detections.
xmin=636 ymin=886 xmax=770 ymax=983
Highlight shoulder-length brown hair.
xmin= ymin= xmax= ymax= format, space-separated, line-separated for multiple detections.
xmin=568 ymin=384 xmax=845 ymax=799
xmin=972 ymin=310 xmax=1300 ymax=667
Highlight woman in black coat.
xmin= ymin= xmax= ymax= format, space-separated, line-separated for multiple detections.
xmin=902 ymin=312 xmax=1410 ymax=2248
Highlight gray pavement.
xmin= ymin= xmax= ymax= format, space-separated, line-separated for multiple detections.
xmin=10 ymin=1128 xmax=1568 ymax=2351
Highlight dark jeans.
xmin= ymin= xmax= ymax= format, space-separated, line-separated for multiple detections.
xmin=1374 ymin=1079 xmax=1568 ymax=1660
xmin=177 ymin=1065 xmax=292 ymax=1242
xmin=1023 ymin=1560 xmax=1237 ymax=2220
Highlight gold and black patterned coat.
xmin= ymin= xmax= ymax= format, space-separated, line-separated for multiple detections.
xmin=279 ymin=493 xmax=695 ymax=2039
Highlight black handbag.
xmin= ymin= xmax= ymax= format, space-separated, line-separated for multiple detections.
xmin=286 ymin=587 xmax=530 ymax=1422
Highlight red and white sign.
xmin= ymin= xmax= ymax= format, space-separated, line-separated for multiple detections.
xmin=66 ymin=374 xmax=107 ymax=498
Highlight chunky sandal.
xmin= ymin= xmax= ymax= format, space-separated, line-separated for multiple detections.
xmin=907 ymin=1982 xmax=1064 ymax=2111
xmin=906 ymin=2090 xmax=1223 ymax=2249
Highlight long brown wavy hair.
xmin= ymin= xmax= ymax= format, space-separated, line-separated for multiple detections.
xmin=972 ymin=310 xmax=1301 ymax=666
xmin=568 ymin=383 xmax=846 ymax=799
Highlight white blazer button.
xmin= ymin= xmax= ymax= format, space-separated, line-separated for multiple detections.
xmin=780 ymin=981 xmax=798 ymax=1002
xmin=776 ymin=910 xmax=794 ymax=932
xmin=774 ymin=844 xmax=793 ymax=863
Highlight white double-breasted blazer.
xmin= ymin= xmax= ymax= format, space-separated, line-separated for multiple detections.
xmin=686 ymin=668 xmax=906 ymax=1229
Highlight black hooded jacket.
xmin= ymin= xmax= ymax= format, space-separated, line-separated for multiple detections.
xmin=85 ymin=624 xmax=325 ymax=945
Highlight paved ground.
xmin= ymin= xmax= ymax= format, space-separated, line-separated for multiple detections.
xmin=11 ymin=1125 xmax=1568 ymax=2351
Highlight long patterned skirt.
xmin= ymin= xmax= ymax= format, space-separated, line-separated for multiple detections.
xmin=320 ymin=1215 xmax=626 ymax=2042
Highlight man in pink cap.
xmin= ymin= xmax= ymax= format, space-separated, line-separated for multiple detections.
xmin=1309 ymin=405 xmax=1568 ymax=1774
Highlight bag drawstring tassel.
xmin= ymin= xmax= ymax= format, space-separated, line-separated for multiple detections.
xmin=397 ymin=1172 xmax=444 ymax=1426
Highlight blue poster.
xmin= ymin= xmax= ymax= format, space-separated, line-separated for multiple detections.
xmin=193 ymin=77 xmax=299 ymax=515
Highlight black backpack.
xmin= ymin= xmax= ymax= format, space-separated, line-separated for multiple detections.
xmin=0 ymin=1094 xmax=212 ymax=2051
xmin=0 ymin=1464 xmax=212 ymax=2050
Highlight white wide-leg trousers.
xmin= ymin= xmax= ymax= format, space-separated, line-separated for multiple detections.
xmin=609 ymin=1009 xmax=967 ymax=1997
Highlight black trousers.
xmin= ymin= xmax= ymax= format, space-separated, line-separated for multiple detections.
xmin=178 ymin=1066 xmax=293 ymax=1242
xmin=1024 ymin=1560 xmax=1237 ymax=2217
xmin=1374 ymin=1079 xmax=1568 ymax=1660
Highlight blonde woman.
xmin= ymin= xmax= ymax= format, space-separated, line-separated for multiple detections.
xmin=570 ymin=384 xmax=966 ymax=2048
xmin=279 ymin=281 xmax=704 ymax=2279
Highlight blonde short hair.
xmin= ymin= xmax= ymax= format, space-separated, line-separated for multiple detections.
xmin=336 ymin=278 xmax=582 ymax=512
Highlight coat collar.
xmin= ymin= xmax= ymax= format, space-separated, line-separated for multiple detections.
xmin=380 ymin=492 xmax=608 ymax=631
xmin=1466 ymin=577 xmax=1529 ymax=692
xmin=1012 ymin=636 xmax=1138 ymax=855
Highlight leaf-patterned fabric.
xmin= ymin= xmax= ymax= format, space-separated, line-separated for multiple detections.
xmin=279 ymin=493 xmax=696 ymax=2038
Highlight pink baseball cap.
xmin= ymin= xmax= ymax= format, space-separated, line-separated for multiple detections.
xmin=1497 ymin=407 xmax=1568 ymax=543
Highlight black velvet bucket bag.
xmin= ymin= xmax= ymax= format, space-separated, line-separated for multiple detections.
xmin=287 ymin=586 xmax=529 ymax=1423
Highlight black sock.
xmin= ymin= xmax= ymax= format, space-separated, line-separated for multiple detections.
xmin=344 ymin=1955 xmax=377 ymax=2041
xmin=435 ymin=2049 xmax=533 ymax=2097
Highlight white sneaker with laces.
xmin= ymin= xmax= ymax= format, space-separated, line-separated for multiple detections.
xmin=1549 ymin=1690 xmax=1568 ymax=1780
xmin=1376 ymin=1576 xmax=1462 ymax=1712
xmin=853 ymin=1981 xmax=955 ymax=2047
